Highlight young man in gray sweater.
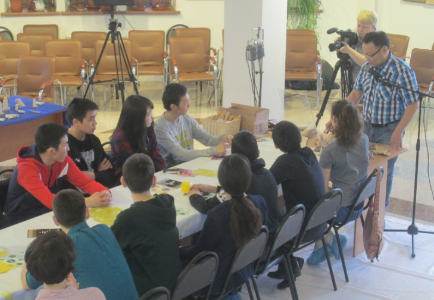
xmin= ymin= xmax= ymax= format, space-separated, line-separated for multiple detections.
xmin=155 ymin=83 xmax=233 ymax=167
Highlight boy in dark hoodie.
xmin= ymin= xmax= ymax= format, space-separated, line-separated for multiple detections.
xmin=4 ymin=123 xmax=111 ymax=225
xmin=111 ymin=153 xmax=181 ymax=297
xmin=188 ymin=130 xmax=278 ymax=234
xmin=268 ymin=121 xmax=326 ymax=289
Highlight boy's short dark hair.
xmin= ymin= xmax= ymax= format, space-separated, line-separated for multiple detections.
xmin=25 ymin=230 xmax=76 ymax=285
xmin=162 ymin=83 xmax=187 ymax=111
xmin=53 ymin=189 xmax=87 ymax=228
xmin=231 ymin=130 xmax=259 ymax=162
xmin=66 ymin=97 xmax=99 ymax=124
xmin=35 ymin=123 xmax=68 ymax=154
xmin=122 ymin=154 xmax=155 ymax=193
xmin=363 ymin=31 xmax=390 ymax=49
xmin=272 ymin=121 xmax=301 ymax=153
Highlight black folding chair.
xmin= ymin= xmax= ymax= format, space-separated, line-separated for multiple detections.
xmin=251 ymin=204 xmax=305 ymax=300
xmin=210 ymin=226 xmax=269 ymax=300
xmin=171 ymin=251 xmax=218 ymax=300
xmin=0 ymin=169 xmax=13 ymax=230
xmin=288 ymin=189 xmax=343 ymax=299
xmin=332 ymin=167 xmax=383 ymax=282
xmin=139 ymin=287 xmax=171 ymax=300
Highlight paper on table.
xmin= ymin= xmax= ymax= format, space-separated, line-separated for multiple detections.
xmin=0 ymin=260 xmax=18 ymax=274
xmin=89 ymin=207 xmax=123 ymax=226
xmin=192 ymin=169 xmax=218 ymax=178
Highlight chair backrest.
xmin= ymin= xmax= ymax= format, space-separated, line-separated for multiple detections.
xmin=0 ymin=41 xmax=31 ymax=77
xmin=23 ymin=24 xmax=58 ymax=39
xmin=175 ymin=28 xmax=211 ymax=65
xmin=0 ymin=27 xmax=14 ymax=41
xmin=94 ymin=39 xmax=132 ymax=76
xmin=71 ymin=31 xmax=106 ymax=62
xmin=171 ymin=251 xmax=218 ymax=300
xmin=271 ymin=204 xmax=305 ymax=253
xmin=298 ymin=188 xmax=342 ymax=243
xmin=129 ymin=30 xmax=165 ymax=67
xmin=286 ymin=35 xmax=317 ymax=73
xmin=166 ymin=24 xmax=188 ymax=51
xmin=432 ymin=42 xmax=434 ymax=51
xmin=139 ymin=287 xmax=171 ymax=300
xmin=16 ymin=55 xmax=55 ymax=98
xmin=287 ymin=29 xmax=315 ymax=36
xmin=169 ymin=36 xmax=206 ymax=73
xmin=409 ymin=48 xmax=434 ymax=90
xmin=17 ymin=33 xmax=53 ymax=56
xmin=387 ymin=33 xmax=409 ymax=60
xmin=216 ymin=226 xmax=268 ymax=298
xmin=0 ymin=170 xmax=13 ymax=213
xmin=45 ymin=40 xmax=82 ymax=76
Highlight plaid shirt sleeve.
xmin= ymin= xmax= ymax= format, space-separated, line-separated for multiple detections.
xmin=397 ymin=62 xmax=419 ymax=106
xmin=111 ymin=130 xmax=135 ymax=177
xmin=148 ymin=126 xmax=167 ymax=172
xmin=353 ymin=61 xmax=368 ymax=91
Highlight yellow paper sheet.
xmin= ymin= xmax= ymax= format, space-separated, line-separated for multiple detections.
xmin=0 ymin=260 xmax=18 ymax=274
xmin=89 ymin=207 xmax=123 ymax=226
xmin=192 ymin=168 xmax=218 ymax=178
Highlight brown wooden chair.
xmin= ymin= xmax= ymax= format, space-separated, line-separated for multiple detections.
xmin=17 ymin=33 xmax=53 ymax=56
xmin=128 ymin=30 xmax=167 ymax=85
xmin=23 ymin=24 xmax=58 ymax=39
xmin=89 ymin=39 xmax=134 ymax=103
xmin=432 ymin=42 xmax=434 ymax=51
xmin=0 ymin=55 xmax=63 ymax=103
xmin=45 ymin=40 xmax=86 ymax=101
xmin=0 ymin=41 xmax=31 ymax=94
xmin=409 ymin=48 xmax=434 ymax=129
xmin=387 ymin=33 xmax=409 ymax=60
xmin=285 ymin=34 xmax=322 ymax=109
xmin=71 ymin=31 xmax=106 ymax=75
xmin=168 ymin=36 xmax=218 ymax=110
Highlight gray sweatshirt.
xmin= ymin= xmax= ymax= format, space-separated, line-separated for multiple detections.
xmin=154 ymin=113 xmax=225 ymax=167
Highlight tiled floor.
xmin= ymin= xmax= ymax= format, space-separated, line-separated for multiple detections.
xmin=2 ymin=76 xmax=434 ymax=224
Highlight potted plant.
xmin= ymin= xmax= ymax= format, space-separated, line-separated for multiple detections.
xmin=87 ymin=0 xmax=100 ymax=9
xmin=10 ymin=0 xmax=23 ymax=12
xmin=287 ymin=0 xmax=322 ymax=31
xmin=134 ymin=0 xmax=145 ymax=11
xmin=70 ymin=0 xmax=87 ymax=10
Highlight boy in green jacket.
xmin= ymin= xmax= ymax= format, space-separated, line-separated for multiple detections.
xmin=111 ymin=153 xmax=181 ymax=296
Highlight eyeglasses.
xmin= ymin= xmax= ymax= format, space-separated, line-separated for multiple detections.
xmin=363 ymin=46 xmax=383 ymax=58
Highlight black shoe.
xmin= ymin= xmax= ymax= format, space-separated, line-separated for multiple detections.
xmin=277 ymin=279 xmax=292 ymax=290
xmin=267 ymin=257 xmax=304 ymax=279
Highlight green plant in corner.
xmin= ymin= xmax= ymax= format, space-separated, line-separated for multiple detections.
xmin=287 ymin=0 xmax=322 ymax=31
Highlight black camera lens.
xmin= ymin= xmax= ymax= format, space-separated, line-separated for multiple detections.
xmin=328 ymin=41 xmax=342 ymax=52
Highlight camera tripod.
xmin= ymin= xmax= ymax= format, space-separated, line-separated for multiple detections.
xmin=315 ymin=56 xmax=353 ymax=127
xmin=84 ymin=6 xmax=138 ymax=103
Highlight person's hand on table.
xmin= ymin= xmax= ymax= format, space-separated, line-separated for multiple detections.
xmin=324 ymin=120 xmax=333 ymax=133
xmin=86 ymin=190 xmax=112 ymax=207
xmin=389 ymin=128 xmax=403 ymax=151
xmin=216 ymin=141 xmax=230 ymax=155
xmin=98 ymin=158 xmax=113 ymax=171
xmin=223 ymin=134 xmax=233 ymax=144
xmin=190 ymin=184 xmax=217 ymax=194
xmin=188 ymin=187 xmax=203 ymax=197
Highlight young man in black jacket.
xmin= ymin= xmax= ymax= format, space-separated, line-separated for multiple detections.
xmin=188 ymin=130 xmax=279 ymax=234
xmin=64 ymin=98 xmax=117 ymax=189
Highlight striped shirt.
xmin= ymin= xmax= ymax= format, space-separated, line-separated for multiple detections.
xmin=354 ymin=53 xmax=419 ymax=124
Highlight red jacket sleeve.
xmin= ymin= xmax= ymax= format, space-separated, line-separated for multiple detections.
xmin=65 ymin=156 xmax=108 ymax=195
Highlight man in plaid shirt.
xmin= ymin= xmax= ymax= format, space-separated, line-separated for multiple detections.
xmin=327 ymin=31 xmax=419 ymax=207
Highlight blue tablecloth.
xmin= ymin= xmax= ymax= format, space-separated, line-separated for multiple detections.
xmin=0 ymin=96 xmax=66 ymax=126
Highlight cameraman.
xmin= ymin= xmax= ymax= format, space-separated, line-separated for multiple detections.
xmin=336 ymin=10 xmax=377 ymax=81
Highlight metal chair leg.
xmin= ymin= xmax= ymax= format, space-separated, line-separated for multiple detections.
xmin=251 ymin=277 xmax=261 ymax=300
xmin=245 ymin=279 xmax=255 ymax=300
xmin=322 ymin=236 xmax=337 ymax=291
xmin=334 ymin=228 xmax=349 ymax=282
xmin=284 ymin=255 xmax=299 ymax=300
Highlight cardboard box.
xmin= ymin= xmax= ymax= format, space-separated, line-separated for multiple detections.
xmin=220 ymin=104 xmax=269 ymax=135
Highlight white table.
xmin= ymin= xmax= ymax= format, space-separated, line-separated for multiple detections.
xmin=0 ymin=137 xmax=282 ymax=300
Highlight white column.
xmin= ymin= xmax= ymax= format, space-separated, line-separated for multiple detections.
xmin=223 ymin=0 xmax=286 ymax=120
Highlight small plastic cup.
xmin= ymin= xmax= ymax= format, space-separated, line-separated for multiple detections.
xmin=181 ymin=182 xmax=191 ymax=194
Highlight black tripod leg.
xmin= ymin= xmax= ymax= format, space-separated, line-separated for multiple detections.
xmin=315 ymin=61 xmax=341 ymax=127
xmin=117 ymin=32 xmax=139 ymax=95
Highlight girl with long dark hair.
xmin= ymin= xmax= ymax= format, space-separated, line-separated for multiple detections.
xmin=111 ymin=95 xmax=166 ymax=178
xmin=308 ymin=99 xmax=369 ymax=265
xmin=179 ymin=154 xmax=267 ymax=298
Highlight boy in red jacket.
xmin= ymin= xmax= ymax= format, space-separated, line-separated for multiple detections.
xmin=4 ymin=123 xmax=111 ymax=225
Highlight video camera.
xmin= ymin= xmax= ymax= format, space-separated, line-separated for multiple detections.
xmin=327 ymin=28 xmax=358 ymax=52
